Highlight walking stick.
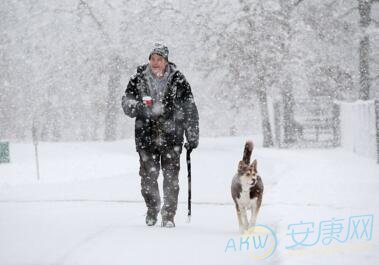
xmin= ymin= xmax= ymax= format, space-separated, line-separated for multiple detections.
xmin=185 ymin=143 xmax=192 ymax=223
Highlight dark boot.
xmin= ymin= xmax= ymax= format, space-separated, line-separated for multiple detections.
xmin=146 ymin=208 xmax=159 ymax=226
xmin=161 ymin=215 xmax=175 ymax=228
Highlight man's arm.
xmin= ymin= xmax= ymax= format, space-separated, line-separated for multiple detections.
xmin=122 ymin=74 xmax=142 ymax=118
xmin=177 ymin=72 xmax=199 ymax=149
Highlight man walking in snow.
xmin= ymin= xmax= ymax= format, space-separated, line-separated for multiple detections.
xmin=121 ymin=43 xmax=199 ymax=227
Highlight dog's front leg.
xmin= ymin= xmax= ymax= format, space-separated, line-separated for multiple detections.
xmin=235 ymin=205 xmax=245 ymax=233
xmin=241 ymin=207 xmax=249 ymax=232
xmin=249 ymin=199 xmax=260 ymax=230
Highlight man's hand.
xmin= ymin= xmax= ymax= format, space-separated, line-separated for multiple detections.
xmin=184 ymin=141 xmax=198 ymax=152
xmin=136 ymin=102 xmax=152 ymax=118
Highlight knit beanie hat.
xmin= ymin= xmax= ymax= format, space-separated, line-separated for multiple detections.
xmin=149 ymin=43 xmax=169 ymax=61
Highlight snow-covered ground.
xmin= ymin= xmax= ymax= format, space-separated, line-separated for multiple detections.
xmin=0 ymin=137 xmax=378 ymax=265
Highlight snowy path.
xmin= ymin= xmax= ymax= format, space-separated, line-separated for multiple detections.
xmin=0 ymin=202 xmax=245 ymax=265
xmin=0 ymin=137 xmax=378 ymax=265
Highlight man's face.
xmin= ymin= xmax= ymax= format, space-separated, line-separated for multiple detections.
xmin=149 ymin=53 xmax=167 ymax=77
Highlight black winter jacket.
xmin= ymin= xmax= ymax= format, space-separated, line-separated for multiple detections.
xmin=122 ymin=63 xmax=199 ymax=152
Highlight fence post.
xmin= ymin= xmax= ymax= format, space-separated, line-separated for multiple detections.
xmin=332 ymin=102 xmax=341 ymax=147
xmin=0 ymin=142 xmax=10 ymax=163
xmin=375 ymin=100 xmax=379 ymax=164
xmin=32 ymin=124 xmax=40 ymax=180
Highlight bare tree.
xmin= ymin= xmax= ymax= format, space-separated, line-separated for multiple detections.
xmin=104 ymin=55 xmax=122 ymax=141
xmin=358 ymin=0 xmax=374 ymax=100
xmin=276 ymin=0 xmax=307 ymax=145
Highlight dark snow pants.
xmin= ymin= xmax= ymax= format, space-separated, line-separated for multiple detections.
xmin=138 ymin=147 xmax=181 ymax=219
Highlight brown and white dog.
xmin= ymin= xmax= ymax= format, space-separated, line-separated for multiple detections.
xmin=231 ymin=141 xmax=264 ymax=233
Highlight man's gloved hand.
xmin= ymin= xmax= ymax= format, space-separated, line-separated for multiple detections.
xmin=136 ymin=102 xmax=152 ymax=118
xmin=184 ymin=140 xmax=198 ymax=152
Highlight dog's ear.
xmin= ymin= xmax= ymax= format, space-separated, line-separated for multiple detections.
xmin=238 ymin=160 xmax=248 ymax=175
xmin=250 ymin=159 xmax=257 ymax=173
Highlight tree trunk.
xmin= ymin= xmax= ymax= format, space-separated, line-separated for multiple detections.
xmin=282 ymin=77 xmax=296 ymax=145
xmin=358 ymin=0 xmax=371 ymax=100
xmin=257 ymin=78 xmax=274 ymax=147
xmin=278 ymin=0 xmax=298 ymax=146
xmin=104 ymin=55 xmax=122 ymax=141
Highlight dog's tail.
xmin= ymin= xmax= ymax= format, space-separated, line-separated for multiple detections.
xmin=242 ymin=141 xmax=253 ymax=165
